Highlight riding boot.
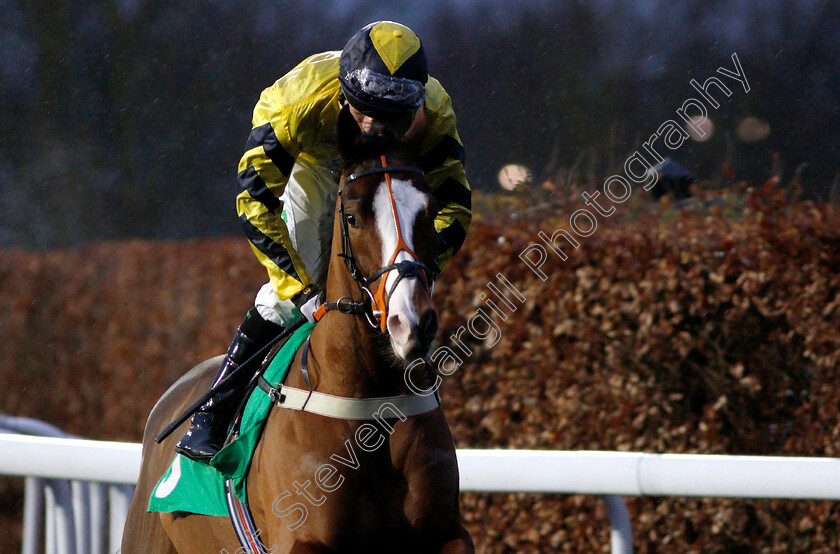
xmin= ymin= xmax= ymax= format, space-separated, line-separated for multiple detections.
xmin=175 ymin=308 xmax=282 ymax=462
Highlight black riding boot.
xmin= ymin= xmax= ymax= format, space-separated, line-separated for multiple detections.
xmin=175 ymin=308 xmax=282 ymax=462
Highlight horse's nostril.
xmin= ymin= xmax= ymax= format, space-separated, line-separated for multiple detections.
xmin=420 ymin=310 xmax=438 ymax=343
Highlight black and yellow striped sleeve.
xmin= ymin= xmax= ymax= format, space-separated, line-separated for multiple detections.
xmin=235 ymin=85 xmax=311 ymax=300
xmin=422 ymin=83 xmax=472 ymax=274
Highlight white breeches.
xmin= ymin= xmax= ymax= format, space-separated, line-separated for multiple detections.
xmin=255 ymin=159 xmax=336 ymax=325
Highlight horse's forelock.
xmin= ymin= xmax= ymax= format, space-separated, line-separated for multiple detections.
xmin=337 ymin=106 xmax=427 ymax=171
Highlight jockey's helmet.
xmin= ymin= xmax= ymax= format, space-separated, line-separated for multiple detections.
xmin=339 ymin=21 xmax=428 ymax=117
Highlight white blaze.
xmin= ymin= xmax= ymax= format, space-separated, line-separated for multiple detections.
xmin=373 ymin=178 xmax=429 ymax=357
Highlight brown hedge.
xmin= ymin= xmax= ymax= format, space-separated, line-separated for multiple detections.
xmin=1 ymin=187 xmax=839 ymax=552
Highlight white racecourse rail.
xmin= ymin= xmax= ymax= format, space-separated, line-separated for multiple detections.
xmin=3 ymin=434 xmax=840 ymax=553
xmin=3 ymin=435 xmax=839 ymax=498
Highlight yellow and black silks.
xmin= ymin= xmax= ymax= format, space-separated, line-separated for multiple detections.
xmin=236 ymin=48 xmax=471 ymax=302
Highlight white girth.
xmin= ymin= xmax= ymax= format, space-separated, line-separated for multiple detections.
xmin=259 ymin=381 xmax=440 ymax=420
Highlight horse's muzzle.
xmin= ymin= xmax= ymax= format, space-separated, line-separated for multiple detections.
xmin=387 ymin=307 xmax=437 ymax=360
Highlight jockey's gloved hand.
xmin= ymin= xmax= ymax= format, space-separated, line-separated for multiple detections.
xmin=294 ymin=285 xmax=323 ymax=324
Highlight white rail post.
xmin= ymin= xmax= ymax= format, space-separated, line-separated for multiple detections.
xmin=71 ymin=481 xmax=90 ymax=554
xmin=22 ymin=476 xmax=44 ymax=554
xmin=109 ymin=484 xmax=135 ymax=552
xmin=89 ymin=482 xmax=108 ymax=554
xmin=603 ymin=495 xmax=633 ymax=554
xmin=45 ymin=480 xmax=76 ymax=554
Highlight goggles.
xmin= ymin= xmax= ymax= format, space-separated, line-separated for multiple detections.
xmin=341 ymin=67 xmax=425 ymax=116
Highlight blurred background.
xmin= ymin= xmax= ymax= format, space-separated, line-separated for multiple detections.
xmin=3 ymin=1 xmax=840 ymax=552
xmin=1 ymin=0 xmax=838 ymax=248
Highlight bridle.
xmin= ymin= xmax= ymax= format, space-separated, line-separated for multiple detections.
xmin=314 ymin=154 xmax=434 ymax=332
xmin=156 ymin=157 xmax=437 ymax=448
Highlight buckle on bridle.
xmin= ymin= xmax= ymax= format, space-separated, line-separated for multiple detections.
xmin=268 ymin=385 xmax=286 ymax=405
xmin=334 ymin=296 xmax=356 ymax=314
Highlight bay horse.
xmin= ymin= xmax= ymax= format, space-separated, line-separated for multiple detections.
xmin=122 ymin=107 xmax=474 ymax=553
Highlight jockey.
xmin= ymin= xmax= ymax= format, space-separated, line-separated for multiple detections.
xmin=176 ymin=21 xmax=472 ymax=462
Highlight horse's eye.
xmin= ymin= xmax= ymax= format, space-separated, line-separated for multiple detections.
xmin=345 ymin=213 xmax=358 ymax=228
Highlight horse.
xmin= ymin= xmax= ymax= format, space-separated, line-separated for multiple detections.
xmin=122 ymin=106 xmax=474 ymax=553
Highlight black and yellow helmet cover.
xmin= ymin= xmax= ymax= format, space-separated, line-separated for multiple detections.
xmin=339 ymin=21 xmax=428 ymax=116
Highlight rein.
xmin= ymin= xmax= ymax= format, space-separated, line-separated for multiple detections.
xmin=314 ymin=155 xmax=433 ymax=331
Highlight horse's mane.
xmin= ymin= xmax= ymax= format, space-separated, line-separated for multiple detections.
xmin=314 ymin=192 xmax=337 ymax=291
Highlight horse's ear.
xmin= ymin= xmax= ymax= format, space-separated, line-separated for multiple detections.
xmin=402 ymin=104 xmax=428 ymax=146
xmin=336 ymin=103 xmax=361 ymax=164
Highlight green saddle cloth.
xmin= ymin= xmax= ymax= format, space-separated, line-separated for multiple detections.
xmin=148 ymin=321 xmax=315 ymax=516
